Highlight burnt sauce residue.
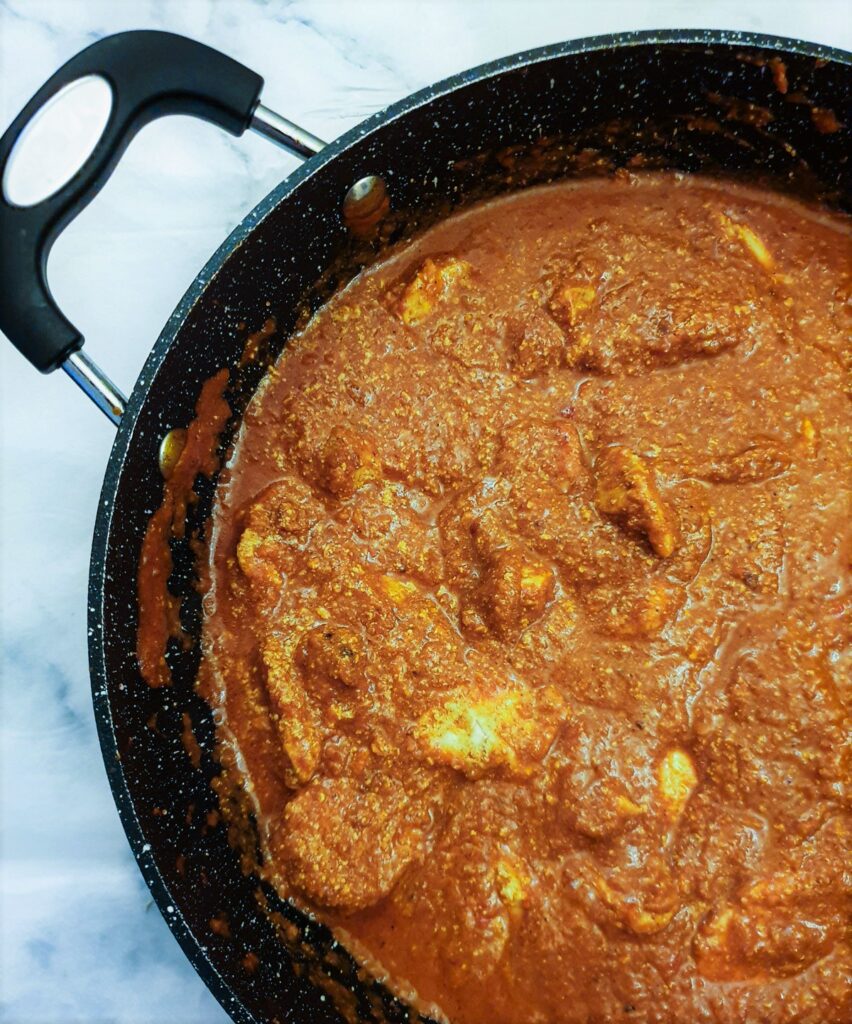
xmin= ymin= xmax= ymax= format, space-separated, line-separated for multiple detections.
xmin=150 ymin=172 xmax=849 ymax=1023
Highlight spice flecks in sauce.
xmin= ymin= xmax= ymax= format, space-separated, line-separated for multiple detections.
xmin=188 ymin=174 xmax=848 ymax=1023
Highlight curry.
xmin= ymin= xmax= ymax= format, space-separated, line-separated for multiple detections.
xmin=191 ymin=172 xmax=849 ymax=1022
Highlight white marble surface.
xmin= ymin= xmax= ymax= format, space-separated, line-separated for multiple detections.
xmin=0 ymin=2 xmax=849 ymax=1022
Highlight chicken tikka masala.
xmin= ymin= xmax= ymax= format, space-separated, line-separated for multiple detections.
xmin=182 ymin=172 xmax=849 ymax=1023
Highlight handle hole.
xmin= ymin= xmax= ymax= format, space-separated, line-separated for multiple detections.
xmin=2 ymin=75 xmax=113 ymax=208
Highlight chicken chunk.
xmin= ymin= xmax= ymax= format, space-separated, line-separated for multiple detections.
xmin=235 ymin=479 xmax=315 ymax=603
xmin=279 ymin=774 xmax=429 ymax=911
xmin=548 ymin=282 xmax=597 ymax=331
xmin=241 ymin=479 xmax=314 ymax=540
xmin=298 ymin=624 xmax=366 ymax=688
xmin=558 ymin=712 xmax=654 ymax=839
xmin=495 ymin=855 xmax=531 ymax=911
xmin=542 ymin=223 xmax=762 ymax=374
xmin=316 ymin=425 xmax=382 ymax=499
xmin=415 ymin=682 xmax=567 ymax=778
xmin=376 ymin=573 xmax=420 ymax=606
xmin=800 ymin=417 xmax=817 ymax=448
xmin=698 ymin=439 xmax=791 ymax=484
xmin=588 ymin=848 xmax=680 ymax=935
xmin=498 ymin=417 xmax=583 ymax=496
xmin=594 ymin=446 xmax=678 ymax=557
xmin=583 ymin=576 xmax=685 ymax=640
xmin=446 ymin=852 xmax=530 ymax=981
xmin=694 ymin=865 xmax=845 ymax=981
xmin=479 ymin=549 xmax=555 ymax=640
xmin=392 ymin=255 xmax=471 ymax=325
xmin=469 ymin=517 xmax=556 ymax=640
xmin=236 ymin=527 xmax=281 ymax=594
xmin=395 ymin=821 xmax=533 ymax=985
xmin=337 ymin=484 xmax=444 ymax=584
xmin=693 ymin=606 xmax=848 ymax=835
xmin=718 ymin=213 xmax=774 ymax=271
xmin=591 ymin=874 xmax=676 ymax=935
xmin=506 ymin=307 xmax=568 ymax=377
xmin=657 ymin=748 xmax=698 ymax=822
xmin=262 ymin=631 xmax=323 ymax=785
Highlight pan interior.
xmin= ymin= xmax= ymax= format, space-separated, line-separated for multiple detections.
xmin=91 ymin=34 xmax=850 ymax=1024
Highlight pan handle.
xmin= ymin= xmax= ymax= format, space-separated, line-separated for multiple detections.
xmin=0 ymin=30 xmax=325 ymax=424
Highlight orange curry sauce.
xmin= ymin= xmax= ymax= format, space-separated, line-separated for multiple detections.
xmin=164 ymin=173 xmax=850 ymax=1022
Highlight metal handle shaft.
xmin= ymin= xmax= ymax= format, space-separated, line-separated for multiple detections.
xmin=62 ymin=350 xmax=127 ymax=425
xmin=250 ymin=103 xmax=326 ymax=158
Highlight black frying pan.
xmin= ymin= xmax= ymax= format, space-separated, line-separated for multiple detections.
xmin=1 ymin=28 xmax=849 ymax=1024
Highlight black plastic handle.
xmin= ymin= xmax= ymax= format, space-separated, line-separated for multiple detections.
xmin=0 ymin=30 xmax=263 ymax=372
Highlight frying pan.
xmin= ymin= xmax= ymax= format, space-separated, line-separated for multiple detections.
xmin=1 ymin=27 xmax=849 ymax=1024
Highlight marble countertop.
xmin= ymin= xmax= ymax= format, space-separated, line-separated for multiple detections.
xmin=1 ymin=1 xmax=848 ymax=1022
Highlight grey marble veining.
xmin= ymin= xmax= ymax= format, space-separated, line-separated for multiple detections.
xmin=1 ymin=2 xmax=849 ymax=1022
